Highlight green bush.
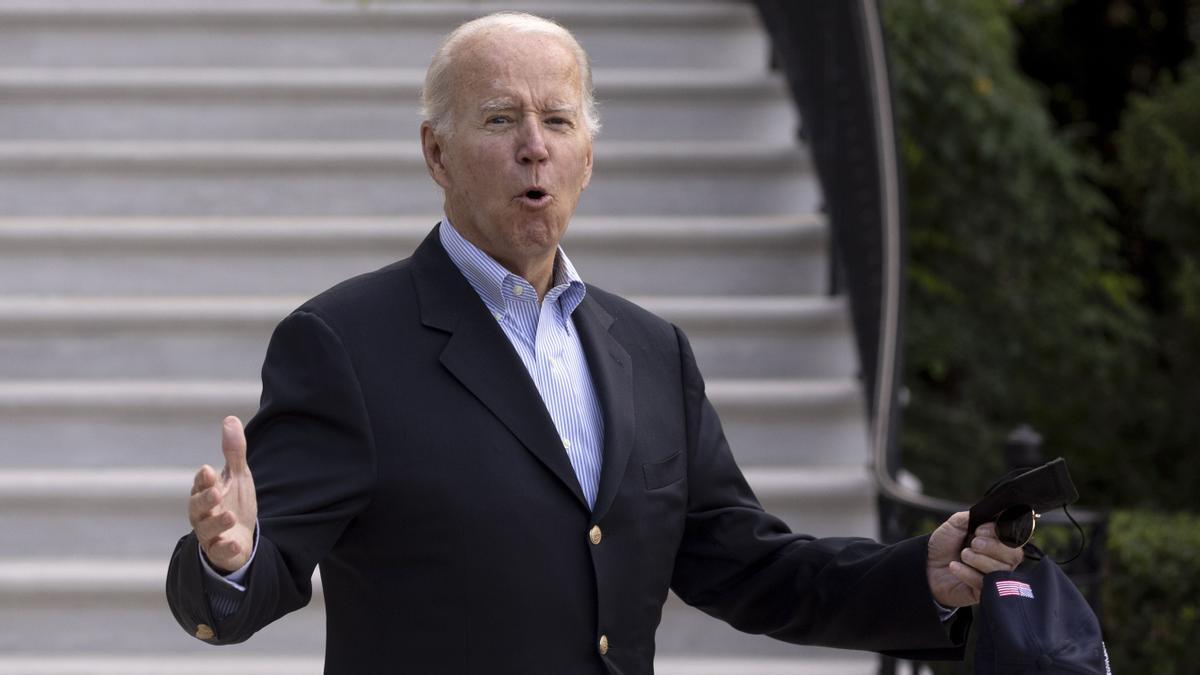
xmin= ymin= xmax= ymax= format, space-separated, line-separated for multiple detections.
xmin=883 ymin=0 xmax=1153 ymax=505
xmin=1104 ymin=510 xmax=1200 ymax=674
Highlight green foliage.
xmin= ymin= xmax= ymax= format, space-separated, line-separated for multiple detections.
xmin=883 ymin=3 xmax=1200 ymax=670
xmin=883 ymin=0 xmax=1154 ymax=505
xmin=1114 ymin=63 xmax=1200 ymax=504
xmin=1103 ymin=510 xmax=1200 ymax=673
xmin=1119 ymin=60 xmax=1200 ymax=268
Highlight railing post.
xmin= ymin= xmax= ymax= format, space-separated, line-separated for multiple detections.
xmin=1004 ymin=424 xmax=1044 ymax=471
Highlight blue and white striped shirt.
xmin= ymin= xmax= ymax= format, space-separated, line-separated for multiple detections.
xmin=439 ymin=219 xmax=606 ymax=508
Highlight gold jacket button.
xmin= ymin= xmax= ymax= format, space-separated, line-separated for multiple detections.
xmin=598 ymin=634 xmax=609 ymax=655
xmin=194 ymin=623 xmax=214 ymax=641
xmin=589 ymin=525 xmax=602 ymax=545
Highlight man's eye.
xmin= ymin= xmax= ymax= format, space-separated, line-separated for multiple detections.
xmin=546 ymin=117 xmax=572 ymax=127
xmin=486 ymin=115 xmax=512 ymax=125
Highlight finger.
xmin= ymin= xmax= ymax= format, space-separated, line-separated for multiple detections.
xmin=945 ymin=511 xmax=969 ymax=533
xmin=195 ymin=510 xmax=238 ymax=544
xmin=974 ymin=523 xmax=996 ymax=538
xmin=221 ymin=416 xmax=248 ymax=476
xmin=949 ymin=559 xmax=984 ymax=593
xmin=191 ymin=465 xmax=218 ymax=496
xmin=205 ymin=534 xmax=248 ymax=572
xmin=215 ymin=538 xmax=243 ymax=561
xmin=972 ymin=534 xmax=1025 ymax=567
xmin=961 ymin=547 xmax=1017 ymax=575
xmin=188 ymin=485 xmax=224 ymax=526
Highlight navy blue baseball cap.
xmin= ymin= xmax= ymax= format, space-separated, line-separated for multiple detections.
xmin=975 ymin=555 xmax=1111 ymax=674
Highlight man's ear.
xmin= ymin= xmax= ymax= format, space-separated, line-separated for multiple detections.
xmin=421 ymin=122 xmax=452 ymax=190
xmin=580 ymin=142 xmax=593 ymax=191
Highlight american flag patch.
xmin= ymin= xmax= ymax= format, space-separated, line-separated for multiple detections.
xmin=996 ymin=580 xmax=1035 ymax=599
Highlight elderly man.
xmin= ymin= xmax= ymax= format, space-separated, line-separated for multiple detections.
xmin=167 ymin=12 xmax=1022 ymax=674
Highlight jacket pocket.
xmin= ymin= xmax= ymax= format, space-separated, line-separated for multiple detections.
xmin=642 ymin=451 xmax=685 ymax=490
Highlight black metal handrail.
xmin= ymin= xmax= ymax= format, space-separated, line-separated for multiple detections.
xmin=753 ymin=0 xmax=908 ymax=487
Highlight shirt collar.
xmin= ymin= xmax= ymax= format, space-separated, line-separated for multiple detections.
xmin=438 ymin=218 xmax=587 ymax=324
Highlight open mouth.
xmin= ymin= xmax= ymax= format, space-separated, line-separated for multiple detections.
xmin=517 ymin=188 xmax=551 ymax=207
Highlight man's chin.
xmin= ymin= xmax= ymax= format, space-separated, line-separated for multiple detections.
xmin=509 ymin=213 xmax=568 ymax=246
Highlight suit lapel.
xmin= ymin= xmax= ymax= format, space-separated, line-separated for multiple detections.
xmin=574 ymin=294 xmax=635 ymax=522
xmin=411 ymin=227 xmax=589 ymax=511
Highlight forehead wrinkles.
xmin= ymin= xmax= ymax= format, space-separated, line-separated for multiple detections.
xmin=478 ymin=94 xmax=578 ymax=114
xmin=452 ymin=34 xmax=582 ymax=106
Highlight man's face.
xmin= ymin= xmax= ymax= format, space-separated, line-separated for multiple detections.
xmin=421 ymin=31 xmax=593 ymax=275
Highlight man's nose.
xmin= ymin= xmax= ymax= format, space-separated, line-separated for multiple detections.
xmin=516 ymin=116 xmax=550 ymax=164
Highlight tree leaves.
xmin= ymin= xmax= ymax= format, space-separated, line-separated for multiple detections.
xmin=884 ymin=0 xmax=1155 ymax=505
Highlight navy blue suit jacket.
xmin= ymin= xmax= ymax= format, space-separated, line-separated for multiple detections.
xmin=167 ymin=225 xmax=968 ymax=674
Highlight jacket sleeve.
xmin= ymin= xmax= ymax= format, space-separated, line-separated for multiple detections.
xmin=667 ymin=325 xmax=969 ymax=659
xmin=166 ymin=308 xmax=377 ymax=645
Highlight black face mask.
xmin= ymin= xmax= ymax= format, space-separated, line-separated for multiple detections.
xmin=966 ymin=457 xmax=1086 ymax=564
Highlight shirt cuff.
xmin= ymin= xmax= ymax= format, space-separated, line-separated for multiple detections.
xmin=197 ymin=521 xmax=259 ymax=592
xmin=933 ymin=598 xmax=959 ymax=622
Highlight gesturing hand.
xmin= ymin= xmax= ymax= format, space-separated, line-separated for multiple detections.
xmin=926 ymin=511 xmax=1025 ymax=608
xmin=189 ymin=416 xmax=258 ymax=574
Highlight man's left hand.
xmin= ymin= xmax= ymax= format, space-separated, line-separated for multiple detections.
xmin=927 ymin=511 xmax=1025 ymax=608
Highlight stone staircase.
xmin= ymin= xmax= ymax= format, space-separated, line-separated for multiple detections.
xmin=0 ymin=1 xmax=878 ymax=673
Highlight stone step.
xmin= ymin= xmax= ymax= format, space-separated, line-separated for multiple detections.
xmin=0 ymin=654 xmax=877 ymax=675
xmin=0 ymin=378 xmax=869 ymax=469
xmin=0 ymin=295 xmax=857 ymax=380
xmin=0 ymin=557 xmax=327 ymax=656
xmin=0 ymin=141 xmax=817 ymax=217
xmin=0 ymin=464 xmax=875 ymax=558
xmin=0 ymin=2 xmax=770 ymax=70
xmin=0 ymin=216 xmax=830 ymax=296
xmin=0 ymin=68 xmax=797 ymax=143
xmin=0 ymin=0 xmax=875 ymax=668
xmin=0 ymin=466 xmax=876 ymax=660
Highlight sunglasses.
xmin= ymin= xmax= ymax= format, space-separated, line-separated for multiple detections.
xmin=994 ymin=505 xmax=1042 ymax=548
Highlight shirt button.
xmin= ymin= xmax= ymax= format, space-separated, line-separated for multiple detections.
xmin=589 ymin=525 xmax=602 ymax=545
xmin=598 ymin=634 xmax=609 ymax=655
xmin=512 ymin=285 xmax=525 ymax=297
xmin=562 ymin=438 xmax=571 ymax=449
xmin=492 ymin=312 xmax=502 ymax=321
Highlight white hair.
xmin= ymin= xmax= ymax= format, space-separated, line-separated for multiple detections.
xmin=420 ymin=12 xmax=601 ymax=139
